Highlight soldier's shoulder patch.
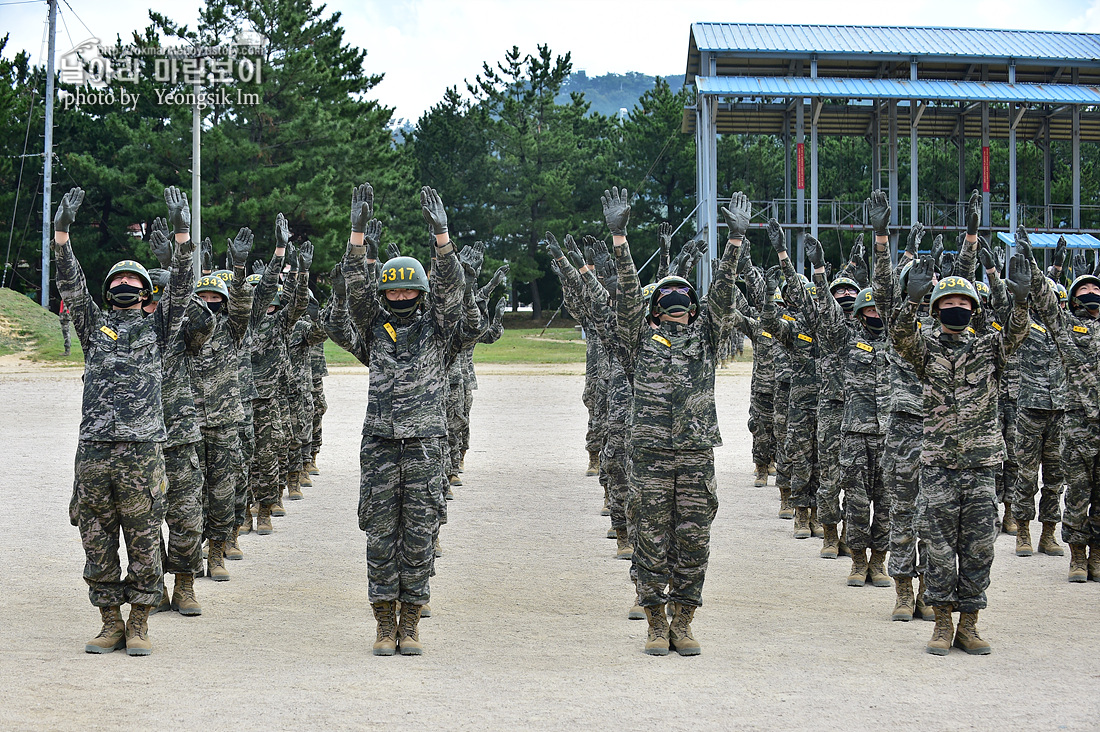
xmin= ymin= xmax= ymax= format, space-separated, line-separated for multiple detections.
xmin=383 ymin=322 xmax=397 ymax=342
xmin=1030 ymin=322 xmax=1046 ymax=334
xmin=760 ymin=331 xmax=773 ymax=339
xmin=99 ymin=325 xmax=118 ymax=341
xmin=856 ymin=342 xmax=873 ymax=352
xmin=651 ymin=334 xmax=672 ymax=348
xmin=1073 ymin=325 xmax=1089 ymax=334
xmin=967 ymin=327 xmax=976 ymax=334
xmin=916 ymin=321 xmax=922 ymax=330
xmin=782 ymin=314 xmax=797 ymax=322
xmin=990 ymin=321 xmax=1003 ymax=331
xmin=797 ymin=333 xmax=813 ymax=343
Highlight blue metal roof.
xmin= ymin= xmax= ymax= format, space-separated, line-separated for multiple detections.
xmin=694 ymin=75 xmax=1100 ymax=105
xmin=690 ymin=23 xmax=1100 ymax=65
xmin=996 ymin=232 xmax=1100 ymax=249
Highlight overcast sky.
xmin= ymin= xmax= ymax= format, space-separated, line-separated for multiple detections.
xmin=4 ymin=0 xmax=1100 ymax=123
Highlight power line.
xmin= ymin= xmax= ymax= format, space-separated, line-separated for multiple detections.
xmin=0 ymin=0 xmax=45 ymax=6
xmin=60 ymin=0 xmax=95 ymax=41
xmin=3 ymin=70 xmax=41 ymax=289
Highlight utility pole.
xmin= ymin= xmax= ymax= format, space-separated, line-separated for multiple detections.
xmin=40 ymin=0 xmax=56 ymax=307
xmin=191 ymin=77 xmax=201 ymax=276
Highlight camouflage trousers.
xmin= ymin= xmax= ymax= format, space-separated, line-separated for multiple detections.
xmin=250 ymin=397 xmax=286 ymax=508
xmin=236 ymin=416 xmax=255 ymax=526
xmin=772 ymin=380 xmax=792 ymax=489
xmin=602 ymin=430 xmax=629 ymax=531
xmin=1011 ymin=407 xmax=1064 ymax=524
xmin=359 ymin=434 xmax=447 ymax=605
xmin=748 ymin=384 xmax=776 ymax=467
xmin=310 ymin=380 xmax=326 ymax=458
xmin=445 ymin=379 xmax=467 ymax=475
xmin=630 ymin=446 xmax=719 ymax=608
xmin=815 ymin=399 xmax=844 ymax=525
xmin=289 ymin=388 xmax=314 ymax=478
xmin=840 ymin=432 xmax=889 ymax=552
xmin=198 ymin=425 xmax=239 ymax=543
xmin=785 ymin=405 xmax=819 ymax=508
xmin=163 ymin=442 xmax=203 ymax=576
xmin=884 ymin=412 xmax=928 ymax=578
xmin=1059 ymin=410 xmax=1100 ymax=546
xmin=278 ymin=394 xmax=290 ymax=489
xmin=73 ymin=440 xmax=166 ymax=608
xmin=60 ymin=313 xmax=71 ymax=354
xmin=996 ymin=397 xmax=1018 ymax=504
xmin=582 ymin=374 xmax=608 ymax=455
xmin=919 ymin=465 xmax=997 ymax=613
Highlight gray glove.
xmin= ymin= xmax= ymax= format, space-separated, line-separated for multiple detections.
xmin=420 ymin=186 xmax=448 ymax=235
xmin=350 ymin=183 xmax=374 ymax=233
xmin=1053 ymin=235 xmax=1067 ymax=269
xmin=275 ymin=212 xmax=290 ymax=251
xmin=459 ymin=241 xmax=486 ymax=274
xmin=766 ymin=218 xmax=786 ymax=256
xmin=674 ymin=240 xmax=704 ymax=278
xmin=601 ymin=186 xmax=630 ymax=236
xmin=564 ymin=234 xmax=585 ymax=270
xmin=939 ymin=251 xmax=955 ymax=279
xmin=164 ymin=186 xmax=191 ymax=237
xmin=386 ymin=243 xmax=401 ymax=261
xmin=285 ymin=242 xmax=298 ymax=272
xmin=1006 ymin=253 xmax=1032 ymax=303
xmin=201 ymin=237 xmax=213 ymax=272
xmin=979 ymin=245 xmax=995 ymax=272
xmin=848 ymin=235 xmax=868 ymax=285
xmin=658 ymin=222 xmax=672 ymax=264
xmin=545 ymin=232 xmax=565 ymax=262
xmin=228 ymin=227 xmax=253 ymax=270
xmin=805 ymin=235 xmax=825 ymax=269
xmin=149 ymin=217 xmax=172 ymax=268
xmin=966 ymin=189 xmax=981 ymax=236
xmin=588 ymin=236 xmax=611 ymax=276
xmin=330 ymin=264 xmax=346 ymax=300
xmin=1072 ymin=249 xmax=1088 ymax=276
xmin=907 ymin=256 xmax=935 ymax=303
xmin=299 ymin=240 xmax=314 ymax=271
xmin=53 ymin=186 xmax=84 ymax=233
xmin=252 ymin=261 xmax=266 ymax=276
xmin=488 ymin=264 xmax=510 ymax=291
xmin=994 ymin=245 xmax=1006 ymax=273
xmin=930 ymin=235 xmax=944 ymax=267
xmin=720 ymin=191 xmax=751 ymax=239
xmin=364 ymin=219 xmax=381 ymax=260
xmin=868 ymin=189 xmax=890 ymax=237
xmin=495 ymin=297 xmax=508 ymax=319
xmin=905 ymin=222 xmax=925 ymax=259
xmin=1014 ymin=226 xmax=1034 ymax=263
xmin=765 ymin=265 xmax=783 ymax=298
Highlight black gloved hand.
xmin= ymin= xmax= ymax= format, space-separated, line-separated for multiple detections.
xmin=1072 ymin=249 xmax=1088 ymax=276
xmin=54 ymin=186 xmax=84 ymax=233
xmin=1006 ymin=253 xmax=1032 ymax=303
xmin=164 ymin=186 xmax=191 ymax=237
xmin=228 ymin=227 xmax=254 ymax=270
xmin=905 ymin=223 xmax=924 ymax=258
xmin=489 ymin=264 xmax=510 ymax=291
xmin=564 ymin=234 xmax=585 ymax=270
xmin=868 ymin=189 xmax=891 ymax=237
xmin=252 ymin=261 xmax=266 ymax=276
xmin=805 ymin=235 xmax=825 ymax=270
xmin=994 ymin=245 xmax=1006 ymax=273
xmin=979 ymin=245 xmax=995 ymax=272
xmin=930 ymin=235 xmax=944 ymax=267
xmin=1053 ymin=235 xmax=1067 ymax=269
xmin=939 ymin=251 xmax=955 ymax=279
xmin=765 ymin=265 xmax=783 ymax=298
xmin=149 ymin=217 xmax=172 ymax=268
xmin=350 ymin=183 xmax=373 ymax=233
xmin=285 ymin=242 xmax=298 ymax=272
xmin=658 ymin=222 xmax=672 ymax=263
xmin=766 ymin=217 xmax=786 ymax=256
xmin=201 ymin=237 xmax=213 ymax=272
xmin=362 ymin=219 xmax=381 ymax=260
xmin=601 ymin=186 xmax=630 ymax=236
xmin=275 ymin=212 xmax=290 ymax=251
xmin=907 ymin=256 xmax=935 ymax=303
xmin=330 ymin=264 xmax=346 ymax=300
xmin=420 ymin=186 xmax=448 ymax=236
xmin=720 ymin=191 xmax=751 ymax=239
xmin=966 ymin=189 xmax=981 ymax=236
xmin=386 ymin=243 xmax=401 ymax=261
xmin=545 ymin=232 xmax=565 ymax=263
xmin=1014 ymin=226 xmax=1034 ymax=264
xmin=299 ymin=241 xmax=314 ymax=271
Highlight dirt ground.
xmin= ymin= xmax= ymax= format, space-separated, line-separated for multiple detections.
xmin=1 ymin=362 xmax=1098 ymax=731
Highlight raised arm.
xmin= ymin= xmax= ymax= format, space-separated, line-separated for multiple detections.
xmin=50 ymin=187 xmax=102 ymax=348
xmin=605 ymin=187 xmax=645 ymax=353
xmin=954 ymin=190 xmax=982 ymax=280
xmin=891 ymin=255 xmax=935 ymax=375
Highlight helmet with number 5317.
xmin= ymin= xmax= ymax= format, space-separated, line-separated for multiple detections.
xmin=378 ymin=256 xmax=430 ymax=293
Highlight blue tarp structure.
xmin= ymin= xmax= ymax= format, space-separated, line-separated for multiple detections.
xmin=995 ymin=232 xmax=1100 ymax=249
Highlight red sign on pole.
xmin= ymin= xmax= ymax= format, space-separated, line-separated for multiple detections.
xmin=797 ymin=143 xmax=805 ymax=190
xmin=982 ymin=146 xmax=991 ymax=193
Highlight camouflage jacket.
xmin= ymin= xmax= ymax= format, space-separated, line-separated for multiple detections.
xmin=55 ymin=239 xmax=190 ymax=442
xmin=285 ymin=315 xmax=318 ymax=400
xmin=343 ymin=244 xmax=463 ymax=439
xmin=575 ymin=268 xmax=632 ymax=439
xmin=162 ymin=296 xmax=215 ymax=447
xmin=310 ymin=339 xmax=328 ymax=385
xmin=1032 ymin=273 xmax=1100 ymax=418
xmin=760 ymin=258 xmax=819 ymax=409
xmin=1014 ymin=313 xmax=1066 ymax=411
xmin=614 ymin=237 xmax=737 ymax=450
xmin=871 ymin=248 xmax=924 ymax=417
xmin=731 ymin=286 xmax=777 ymax=391
xmin=893 ymin=291 xmax=1029 ymax=468
xmin=810 ymin=270 xmax=846 ymax=404
xmin=189 ymin=272 xmax=252 ymax=428
xmin=251 ymin=257 xmax=308 ymax=401
xmin=323 ymin=294 xmax=368 ymax=366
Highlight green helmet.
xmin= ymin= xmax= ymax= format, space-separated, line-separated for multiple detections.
xmin=898 ymin=261 xmax=914 ymax=294
xmin=796 ymin=273 xmax=817 ymax=298
xmin=195 ymin=275 xmax=229 ymax=301
xmin=245 ymin=273 xmax=263 ymax=286
xmin=973 ymin=281 xmax=991 ymax=301
xmin=270 ymin=285 xmax=284 ymax=308
xmin=829 ymin=276 xmax=860 ymax=294
xmin=102 ymin=259 xmax=153 ymax=305
xmin=929 ymin=275 xmax=979 ymax=311
xmin=212 ymin=269 xmax=233 ymax=283
xmin=1055 ymin=282 xmax=1069 ymax=304
xmin=649 ymin=275 xmax=698 ymax=321
xmin=772 ymin=287 xmax=784 ymax=304
xmin=641 ymin=283 xmax=658 ymax=300
xmin=853 ymin=287 xmax=876 ymax=316
xmin=1068 ymin=274 xmax=1100 ymax=307
xmin=378 ymin=256 xmax=429 ymax=293
xmin=147 ymin=268 xmax=170 ymax=303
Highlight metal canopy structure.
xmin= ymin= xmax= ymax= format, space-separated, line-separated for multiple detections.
xmin=684 ymin=22 xmax=1100 ymax=280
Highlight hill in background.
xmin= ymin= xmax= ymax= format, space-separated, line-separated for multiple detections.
xmin=559 ymin=71 xmax=688 ymax=117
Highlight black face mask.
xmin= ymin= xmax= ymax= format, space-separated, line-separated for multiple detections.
xmin=1076 ymin=292 xmax=1100 ymax=311
xmin=836 ymin=294 xmax=856 ymax=313
xmin=656 ymin=291 xmax=692 ymax=317
xmin=207 ymin=300 xmax=224 ymax=314
xmin=386 ymin=293 xmax=420 ymax=317
xmin=863 ymin=315 xmax=883 ymax=333
xmin=106 ymin=282 xmax=146 ymax=308
xmin=939 ymin=306 xmax=972 ymax=330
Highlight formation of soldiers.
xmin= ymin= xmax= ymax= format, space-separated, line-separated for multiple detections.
xmin=573 ymin=186 xmax=1100 ymax=656
xmin=57 ymin=182 xmax=506 ymax=657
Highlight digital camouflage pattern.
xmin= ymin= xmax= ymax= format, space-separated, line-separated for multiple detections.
xmin=161 ymin=296 xmax=214 ymax=448
xmin=163 ymin=444 xmax=204 ymax=575
xmin=189 ymin=275 xmax=252 ymax=429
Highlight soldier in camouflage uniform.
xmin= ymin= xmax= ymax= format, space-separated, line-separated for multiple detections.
xmin=340 ymin=184 xmax=464 ymax=656
xmin=890 ymin=202 xmax=1033 ymax=655
xmin=59 ymin=298 xmax=72 ymax=355
xmin=285 ymin=301 xmax=319 ymax=500
xmin=307 ymin=295 xmax=329 ymax=475
xmin=1029 ymin=236 xmax=1100 ymax=583
xmin=771 ymin=294 xmax=793 ymax=517
xmin=275 ymin=252 xmax=311 ymax=507
xmin=606 ymin=186 xmax=742 ymax=657
xmin=57 ymin=185 xmax=192 ymax=656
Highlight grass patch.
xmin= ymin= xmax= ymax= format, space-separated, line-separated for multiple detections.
xmin=323 ymin=326 xmax=588 ymax=366
xmin=0 ymin=287 xmax=84 ymax=363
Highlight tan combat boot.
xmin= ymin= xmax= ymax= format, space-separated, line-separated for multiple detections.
xmin=371 ymin=600 xmax=398 ymax=656
xmin=754 ymin=464 xmax=768 ymax=487
xmin=837 ymin=521 xmax=852 ymax=557
xmin=287 ymin=471 xmax=303 ymax=501
xmin=256 ymin=504 xmax=274 ymax=536
xmin=668 ymin=602 xmax=701 ymax=656
xmin=820 ymin=524 xmax=839 ymax=559
xmin=224 ymin=525 xmax=243 ymax=560
xmin=433 ymin=536 xmax=443 ymax=558
xmin=586 ymin=451 xmax=600 ymax=477
xmin=151 ymin=579 xmax=171 ymax=615
xmin=240 ymin=506 xmax=253 ymax=535
xmin=420 ymin=603 xmax=431 ymax=618
xmin=207 ymin=540 xmax=230 ymax=581
xmin=847 ymin=549 xmax=869 ymax=586
xmin=171 ymin=573 xmax=202 ymax=616
xmin=271 ymin=491 xmax=287 ymax=517
xmin=1037 ymin=522 xmax=1064 ymax=556
xmin=125 ymin=604 xmax=153 ymax=656
xmin=778 ymin=486 xmax=794 ymax=520
xmin=793 ymin=507 xmax=811 ymax=539
xmin=926 ymin=605 xmax=954 ymax=656
xmin=1015 ymin=520 xmax=1033 ymax=557
xmin=306 ymin=459 xmax=320 ymax=476
xmin=768 ymin=462 xmax=776 ymax=476
xmin=1068 ymin=544 xmax=1088 ymax=583
xmin=1089 ymin=542 xmax=1100 ymax=582
xmin=1001 ymin=502 xmax=1017 ymax=535
xmin=915 ymin=573 xmax=934 ymax=621
xmin=398 ymin=604 xmax=424 ymax=655
xmin=299 ymin=469 xmax=313 ymax=489
xmin=629 ymin=580 xmax=645 ymax=620
xmin=615 ymin=528 xmax=633 ymax=560
xmin=601 ymin=491 xmax=610 ymax=517
xmin=892 ymin=576 xmax=915 ymax=621
xmin=449 ymin=472 xmax=463 ymax=487
xmin=458 ymin=450 xmax=466 ymax=473
xmin=868 ymin=550 xmax=891 ymax=587
xmin=643 ymin=606 xmax=670 ymax=656
xmin=85 ymin=606 xmax=126 ymax=654
xmin=606 ymin=527 xmax=617 ymax=539
xmin=954 ymin=611 xmax=992 ymax=655
xmin=809 ymin=507 xmax=824 ymax=538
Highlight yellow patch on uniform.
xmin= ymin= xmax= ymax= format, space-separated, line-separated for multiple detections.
xmin=1030 ymin=322 xmax=1047 ymax=333
xmin=1073 ymin=325 xmax=1089 ymax=334
xmin=760 ymin=331 xmax=773 ymax=339
xmin=990 ymin=321 xmax=1003 ymax=331
xmin=797 ymin=333 xmax=813 ymax=343
xmin=782 ymin=314 xmax=797 ymax=322
xmin=383 ymin=323 xmax=397 ymax=342
xmin=99 ymin=326 xmax=118 ymax=341
xmin=967 ymin=327 xmax=976 ymax=334
xmin=856 ymin=342 xmax=873 ymax=352
xmin=651 ymin=334 xmax=672 ymax=347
